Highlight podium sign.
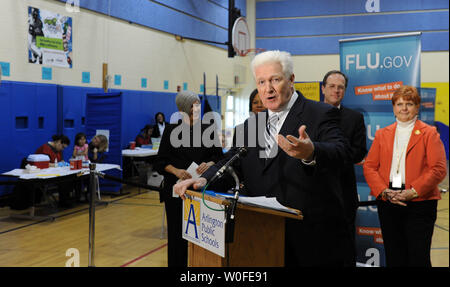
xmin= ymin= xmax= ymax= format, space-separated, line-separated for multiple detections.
xmin=182 ymin=196 xmax=226 ymax=257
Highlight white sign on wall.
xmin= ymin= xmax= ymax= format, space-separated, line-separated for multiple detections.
xmin=28 ymin=6 xmax=73 ymax=68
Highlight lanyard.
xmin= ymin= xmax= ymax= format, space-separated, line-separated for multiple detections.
xmin=394 ymin=131 xmax=409 ymax=174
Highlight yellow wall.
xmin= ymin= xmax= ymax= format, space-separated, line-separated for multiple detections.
xmin=422 ymin=82 xmax=449 ymax=126
xmin=294 ymin=82 xmax=321 ymax=102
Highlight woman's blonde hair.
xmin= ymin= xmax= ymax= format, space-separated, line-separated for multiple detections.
xmin=94 ymin=134 xmax=108 ymax=152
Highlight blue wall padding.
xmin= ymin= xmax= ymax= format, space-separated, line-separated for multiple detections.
xmin=256 ymin=1 xmax=448 ymax=55
xmin=149 ymin=0 xmax=229 ymax=27
xmin=256 ymin=11 xmax=448 ymax=38
xmin=256 ymin=31 xmax=449 ymax=55
xmin=57 ymin=0 xmax=247 ymax=50
xmin=60 ymin=86 xmax=103 ymax=160
xmin=0 ymin=81 xmax=221 ymax=196
xmin=0 ymin=81 xmax=58 ymax=196
xmin=435 ymin=121 xmax=449 ymax=160
xmin=206 ymin=95 xmax=221 ymax=114
xmin=8 ymin=82 xmax=57 ymax=166
xmin=0 ymin=82 xmax=13 ymax=196
xmin=109 ymin=88 xmax=178 ymax=148
xmin=86 ymin=92 xmax=123 ymax=193
xmin=256 ymin=0 xmax=448 ymax=18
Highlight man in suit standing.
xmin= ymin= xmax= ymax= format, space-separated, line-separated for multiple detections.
xmin=322 ymin=70 xmax=367 ymax=266
xmin=174 ymin=51 xmax=352 ymax=266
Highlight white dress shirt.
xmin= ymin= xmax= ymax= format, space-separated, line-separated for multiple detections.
xmin=267 ymin=91 xmax=315 ymax=165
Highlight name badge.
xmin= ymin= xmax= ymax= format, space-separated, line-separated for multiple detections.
xmin=392 ymin=173 xmax=402 ymax=188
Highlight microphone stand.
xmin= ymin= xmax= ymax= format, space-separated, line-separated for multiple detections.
xmin=207 ymin=147 xmax=247 ymax=244
xmin=225 ymin=167 xmax=240 ymax=243
xmin=88 ymin=163 xmax=97 ymax=267
xmin=87 ymin=164 xmax=107 ymax=267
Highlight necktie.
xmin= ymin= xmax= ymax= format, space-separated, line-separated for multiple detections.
xmin=264 ymin=113 xmax=279 ymax=159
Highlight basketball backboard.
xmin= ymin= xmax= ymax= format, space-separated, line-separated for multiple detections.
xmin=232 ymin=17 xmax=265 ymax=57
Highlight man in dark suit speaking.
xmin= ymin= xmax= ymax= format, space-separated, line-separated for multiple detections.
xmin=321 ymin=70 xmax=367 ymax=266
xmin=174 ymin=51 xmax=352 ymax=266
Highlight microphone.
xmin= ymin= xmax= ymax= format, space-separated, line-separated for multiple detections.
xmin=209 ymin=147 xmax=247 ymax=244
xmin=208 ymin=147 xmax=247 ymax=185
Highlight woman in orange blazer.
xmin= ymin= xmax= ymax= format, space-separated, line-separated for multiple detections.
xmin=363 ymin=85 xmax=447 ymax=267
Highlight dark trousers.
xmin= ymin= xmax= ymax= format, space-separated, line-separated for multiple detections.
xmin=377 ymin=200 xmax=437 ymax=267
xmin=164 ymin=196 xmax=188 ymax=267
xmin=345 ymin=207 xmax=357 ymax=267
xmin=285 ymin=216 xmax=351 ymax=267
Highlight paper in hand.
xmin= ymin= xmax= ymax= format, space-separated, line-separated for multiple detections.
xmin=172 ymin=162 xmax=199 ymax=198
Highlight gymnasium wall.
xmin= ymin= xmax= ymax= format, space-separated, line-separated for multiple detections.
xmin=2 ymin=0 xmax=448 ymax=193
xmin=255 ymin=0 xmax=448 ymax=55
xmin=0 ymin=0 xmax=248 ymax=196
xmin=0 ymin=0 xmax=247 ymax=90
xmin=253 ymin=1 xmax=449 ymax=82
xmin=253 ymin=0 xmax=449 ymax=157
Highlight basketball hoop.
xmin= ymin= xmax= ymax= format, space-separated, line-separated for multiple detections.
xmin=231 ymin=17 xmax=265 ymax=57
xmin=232 ymin=17 xmax=249 ymax=56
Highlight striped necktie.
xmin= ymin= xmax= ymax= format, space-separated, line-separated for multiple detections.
xmin=264 ymin=113 xmax=279 ymax=159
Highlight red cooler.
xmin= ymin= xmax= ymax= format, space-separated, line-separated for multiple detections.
xmin=27 ymin=154 xmax=50 ymax=169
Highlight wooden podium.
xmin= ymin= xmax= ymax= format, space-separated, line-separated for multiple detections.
xmin=185 ymin=190 xmax=303 ymax=267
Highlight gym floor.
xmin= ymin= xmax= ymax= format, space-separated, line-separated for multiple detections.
xmin=0 ymin=184 xmax=448 ymax=267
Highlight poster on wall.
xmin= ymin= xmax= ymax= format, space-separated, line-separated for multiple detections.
xmin=294 ymin=82 xmax=322 ymax=102
xmin=339 ymin=32 xmax=421 ymax=267
xmin=28 ymin=6 xmax=73 ymax=68
xmin=418 ymin=87 xmax=436 ymax=126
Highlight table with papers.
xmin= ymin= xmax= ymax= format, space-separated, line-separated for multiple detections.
xmin=3 ymin=163 xmax=121 ymax=180
xmin=2 ymin=163 xmax=121 ymax=220
xmin=122 ymin=148 xmax=158 ymax=158
xmin=122 ymin=148 xmax=159 ymax=191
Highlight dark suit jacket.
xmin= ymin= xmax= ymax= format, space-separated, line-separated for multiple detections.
xmin=203 ymin=92 xmax=353 ymax=266
xmin=151 ymin=122 xmax=168 ymax=138
xmin=338 ymin=106 xmax=367 ymax=215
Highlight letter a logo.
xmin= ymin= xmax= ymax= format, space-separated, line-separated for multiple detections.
xmin=184 ymin=200 xmax=199 ymax=239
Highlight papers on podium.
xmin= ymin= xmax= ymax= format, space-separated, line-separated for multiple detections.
xmin=238 ymin=196 xmax=298 ymax=215
xmin=205 ymin=191 xmax=298 ymax=215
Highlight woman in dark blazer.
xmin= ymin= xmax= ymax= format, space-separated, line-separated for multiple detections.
xmin=155 ymin=91 xmax=223 ymax=267
xmin=151 ymin=112 xmax=167 ymax=138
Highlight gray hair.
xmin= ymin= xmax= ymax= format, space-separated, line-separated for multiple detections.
xmin=175 ymin=90 xmax=200 ymax=115
xmin=251 ymin=50 xmax=294 ymax=79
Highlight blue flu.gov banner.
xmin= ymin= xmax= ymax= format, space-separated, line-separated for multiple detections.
xmin=339 ymin=33 xmax=421 ymax=266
